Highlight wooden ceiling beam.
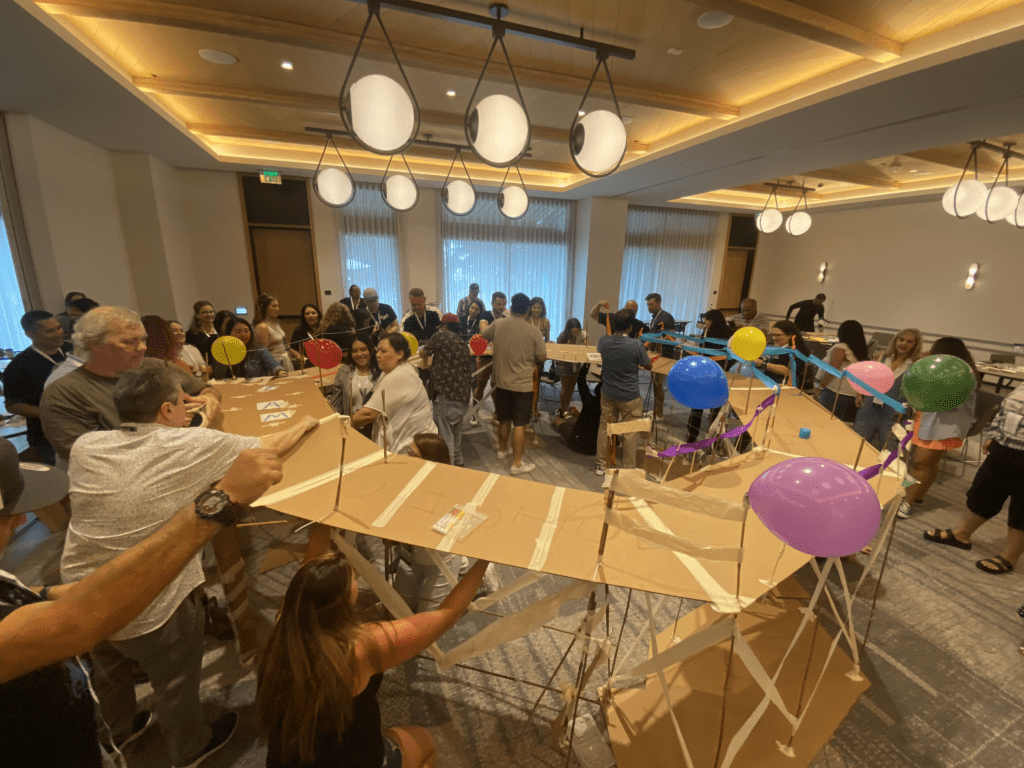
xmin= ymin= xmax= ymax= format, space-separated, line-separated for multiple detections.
xmin=904 ymin=148 xmax=1004 ymax=175
xmin=695 ymin=0 xmax=902 ymax=63
xmin=186 ymin=123 xmax=577 ymax=174
xmin=41 ymin=0 xmax=739 ymax=119
xmin=134 ymin=77 xmax=572 ymax=143
xmin=801 ymin=167 xmax=901 ymax=189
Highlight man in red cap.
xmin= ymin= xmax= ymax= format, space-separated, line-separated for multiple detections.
xmin=419 ymin=313 xmax=474 ymax=466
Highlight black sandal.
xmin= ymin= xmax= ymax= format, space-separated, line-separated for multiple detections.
xmin=976 ymin=556 xmax=1014 ymax=575
xmin=922 ymin=528 xmax=972 ymax=550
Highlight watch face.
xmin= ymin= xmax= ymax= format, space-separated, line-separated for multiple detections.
xmin=199 ymin=493 xmax=226 ymax=517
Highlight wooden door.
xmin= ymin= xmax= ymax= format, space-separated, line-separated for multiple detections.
xmin=249 ymin=227 xmax=317 ymax=332
xmin=717 ymin=248 xmax=750 ymax=312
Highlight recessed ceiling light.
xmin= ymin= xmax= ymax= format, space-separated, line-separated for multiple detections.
xmin=909 ymin=169 xmax=918 ymax=173
xmin=446 ymin=89 xmax=456 ymax=97
xmin=697 ymin=11 xmax=734 ymax=29
xmin=281 ymin=61 xmax=294 ymax=70
xmin=578 ymin=110 xmax=586 ymax=116
xmin=621 ymin=115 xmax=634 ymax=125
xmin=198 ymin=49 xmax=237 ymax=65
xmin=666 ymin=48 xmax=683 ymax=56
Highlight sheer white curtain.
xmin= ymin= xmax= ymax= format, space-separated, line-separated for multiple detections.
xmin=440 ymin=194 xmax=575 ymax=334
xmin=619 ymin=206 xmax=717 ymax=329
xmin=337 ymin=183 xmax=402 ymax=311
xmin=0 ymin=196 xmax=26 ymax=352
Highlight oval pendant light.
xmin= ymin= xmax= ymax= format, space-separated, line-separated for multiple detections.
xmin=380 ymin=154 xmax=419 ymax=212
xmin=755 ymin=187 xmax=783 ymax=234
xmin=497 ymin=165 xmax=529 ymax=220
xmin=569 ymin=55 xmax=627 ymax=177
xmin=441 ymin=150 xmax=477 ymax=216
xmin=312 ymin=135 xmax=355 ymax=208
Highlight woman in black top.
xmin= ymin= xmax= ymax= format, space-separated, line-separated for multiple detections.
xmin=461 ymin=297 xmax=486 ymax=341
xmin=317 ymin=302 xmax=357 ymax=356
xmin=755 ymin=320 xmax=810 ymax=387
xmin=257 ymin=554 xmax=490 ymax=768
xmin=185 ymin=301 xmax=219 ymax=362
xmin=290 ymin=303 xmax=322 ymax=367
xmin=686 ymin=310 xmax=733 ymax=443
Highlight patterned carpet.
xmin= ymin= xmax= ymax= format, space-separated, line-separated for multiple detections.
xmin=4 ymin=375 xmax=1022 ymax=768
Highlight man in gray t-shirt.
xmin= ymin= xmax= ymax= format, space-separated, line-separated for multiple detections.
xmin=481 ymin=293 xmax=546 ymax=475
xmin=595 ymin=310 xmax=652 ymax=475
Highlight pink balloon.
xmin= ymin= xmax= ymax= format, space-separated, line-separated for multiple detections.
xmin=304 ymin=338 xmax=343 ymax=369
xmin=846 ymin=360 xmax=895 ymax=397
xmin=747 ymin=457 xmax=881 ymax=557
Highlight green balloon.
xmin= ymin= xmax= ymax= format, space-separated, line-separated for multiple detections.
xmin=900 ymin=355 xmax=976 ymax=412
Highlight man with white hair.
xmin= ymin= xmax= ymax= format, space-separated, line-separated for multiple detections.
xmin=40 ymin=306 xmax=220 ymax=463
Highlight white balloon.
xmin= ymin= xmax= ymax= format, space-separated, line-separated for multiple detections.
xmin=786 ymin=211 xmax=812 ymax=236
xmin=467 ymin=94 xmax=529 ymax=166
xmin=314 ymin=167 xmax=354 ymax=208
xmin=347 ymin=74 xmax=416 ymax=154
xmin=940 ymin=179 xmax=986 ymax=217
xmin=571 ymin=110 xmax=627 ymax=176
xmin=382 ymin=174 xmax=418 ymax=211
xmin=756 ymin=209 xmax=783 ymax=234
xmin=443 ymin=179 xmax=476 ymax=216
xmin=976 ymin=186 xmax=1019 ymax=222
xmin=498 ymin=185 xmax=529 ymax=219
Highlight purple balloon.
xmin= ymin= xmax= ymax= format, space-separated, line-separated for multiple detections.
xmin=747 ymin=457 xmax=881 ymax=557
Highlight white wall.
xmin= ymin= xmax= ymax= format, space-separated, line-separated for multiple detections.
xmin=750 ymin=199 xmax=1022 ymax=352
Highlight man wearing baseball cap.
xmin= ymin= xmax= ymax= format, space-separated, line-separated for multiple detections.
xmin=362 ymin=288 xmax=399 ymax=335
xmin=0 ymin=438 xmax=283 ymax=765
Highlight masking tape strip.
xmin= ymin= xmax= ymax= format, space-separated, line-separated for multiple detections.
xmin=225 ymin=579 xmax=247 ymax=604
xmin=470 ymin=570 xmax=545 ymax=612
xmin=853 ymin=495 xmax=903 ymax=596
xmin=606 ymin=417 xmax=652 ymax=436
xmin=809 ymin=558 xmax=858 ymax=664
xmin=219 ymin=558 xmax=244 ymax=582
xmin=792 ymin=617 xmax=853 ymax=732
xmin=644 ymin=592 xmax=697 ymax=768
xmin=732 ymin=627 xmax=798 ymax=726
xmin=329 ymin=530 xmax=445 ymax=663
xmin=427 ymin=548 xmax=459 ymax=588
xmin=435 ymin=473 xmax=499 ymax=552
xmin=438 ymin=579 xmax=594 ymax=671
xmin=609 ymin=593 xmax=668 ymax=680
xmin=605 ymin=473 xmax=745 ymax=522
xmin=528 ymin=487 xmax=566 ymax=572
xmin=619 ymin=617 xmax=734 ymax=681
xmin=372 ymin=463 xmax=437 ymax=528
xmin=630 ymin=498 xmax=743 ymax=613
xmin=256 ymin=449 xmax=385 ymax=507
xmin=318 ymin=412 xmax=342 ymax=426
xmin=604 ymin=507 xmax=741 ymax=562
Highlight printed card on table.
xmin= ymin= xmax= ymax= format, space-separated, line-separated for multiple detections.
xmin=256 ymin=385 xmax=279 ymax=393
xmin=256 ymin=400 xmax=290 ymax=411
xmin=259 ymin=410 xmax=295 ymax=423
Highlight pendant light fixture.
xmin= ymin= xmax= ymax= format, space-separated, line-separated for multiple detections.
xmin=465 ymin=6 xmax=531 ymax=168
xmin=755 ymin=186 xmax=783 ymax=234
xmin=497 ymin=165 xmax=529 ymax=220
xmin=940 ymin=144 xmax=987 ymax=218
xmin=311 ymin=134 xmax=355 ymax=208
xmin=569 ymin=52 xmax=627 ymax=177
xmin=442 ymin=150 xmax=477 ymax=216
xmin=1007 ymin=194 xmax=1024 ymax=228
xmin=785 ymin=190 xmax=812 ymax=236
xmin=977 ymin=148 xmax=1019 ymax=223
xmin=339 ymin=1 xmax=420 ymax=156
xmin=380 ymin=154 xmax=419 ymax=212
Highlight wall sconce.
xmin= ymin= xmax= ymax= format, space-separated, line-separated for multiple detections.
xmin=818 ymin=262 xmax=827 ymax=283
xmin=965 ymin=263 xmax=979 ymax=289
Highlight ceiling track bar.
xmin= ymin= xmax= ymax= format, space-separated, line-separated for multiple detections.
xmin=971 ymin=140 xmax=1023 ymax=162
xmin=766 ymin=181 xmax=815 ymax=194
xmin=304 ymin=126 xmax=532 ymax=157
xmin=351 ymin=0 xmax=636 ymax=60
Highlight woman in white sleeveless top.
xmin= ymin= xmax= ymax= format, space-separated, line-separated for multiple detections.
xmin=254 ymin=293 xmax=294 ymax=373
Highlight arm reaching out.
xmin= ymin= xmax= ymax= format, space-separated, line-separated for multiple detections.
xmin=259 ymin=415 xmax=318 ymax=455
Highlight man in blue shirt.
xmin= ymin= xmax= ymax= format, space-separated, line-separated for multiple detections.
xmin=595 ymin=310 xmax=652 ymax=475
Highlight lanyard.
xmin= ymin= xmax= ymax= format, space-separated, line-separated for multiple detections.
xmin=650 ymin=310 xmax=664 ymax=331
xmin=32 ymin=347 xmax=65 ymax=366
xmin=409 ymin=311 xmax=426 ymax=331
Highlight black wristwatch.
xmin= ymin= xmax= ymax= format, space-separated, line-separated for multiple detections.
xmin=194 ymin=488 xmax=244 ymax=527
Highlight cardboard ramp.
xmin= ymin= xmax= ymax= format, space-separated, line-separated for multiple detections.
xmin=604 ymin=601 xmax=869 ymax=768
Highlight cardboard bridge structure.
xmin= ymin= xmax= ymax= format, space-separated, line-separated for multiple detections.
xmin=212 ymin=345 xmax=909 ymax=768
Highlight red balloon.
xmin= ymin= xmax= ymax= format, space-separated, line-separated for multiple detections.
xmin=304 ymin=338 xmax=343 ymax=369
xmin=469 ymin=334 xmax=489 ymax=356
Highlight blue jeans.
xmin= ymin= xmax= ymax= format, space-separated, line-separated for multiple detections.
xmin=433 ymin=398 xmax=468 ymax=466
xmin=854 ymin=400 xmax=900 ymax=451
xmin=817 ymin=388 xmax=856 ymax=422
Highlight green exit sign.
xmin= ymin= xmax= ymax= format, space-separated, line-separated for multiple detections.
xmin=259 ymin=169 xmax=281 ymax=185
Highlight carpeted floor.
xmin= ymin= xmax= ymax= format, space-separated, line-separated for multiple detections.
xmin=4 ymin=374 xmax=1022 ymax=767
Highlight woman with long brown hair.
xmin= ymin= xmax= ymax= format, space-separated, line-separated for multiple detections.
xmin=318 ymin=301 xmax=357 ymax=356
xmin=852 ymin=328 xmax=924 ymax=450
xmin=254 ymin=293 xmax=295 ymax=373
xmin=257 ymin=553 xmax=490 ymax=768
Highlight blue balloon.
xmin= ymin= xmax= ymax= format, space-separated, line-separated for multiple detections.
xmin=667 ymin=356 xmax=729 ymax=409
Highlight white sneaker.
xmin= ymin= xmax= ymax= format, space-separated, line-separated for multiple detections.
xmin=896 ymin=501 xmax=912 ymax=519
xmin=510 ymin=462 xmax=536 ymax=475
xmin=595 ymin=463 xmax=606 ymax=476
xmin=496 ymin=448 xmax=511 ymax=459
xmin=469 ymin=415 xmax=479 ymax=426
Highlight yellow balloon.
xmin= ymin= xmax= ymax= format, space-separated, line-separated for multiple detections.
xmin=401 ymin=331 xmax=419 ymax=356
xmin=730 ymin=327 xmax=766 ymax=361
xmin=210 ymin=335 xmax=247 ymax=366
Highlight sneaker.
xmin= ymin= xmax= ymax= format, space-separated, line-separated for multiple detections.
xmin=896 ymin=501 xmax=912 ymax=519
xmin=103 ymin=710 xmax=154 ymax=754
xmin=202 ymin=596 xmax=235 ymax=642
xmin=469 ymin=414 xmax=479 ymax=426
xmin=510 ymin=462 xmax=535 ymax=475
xmin=595 ymin=463 xmax=606 ymax=476
xmin=172 ymin=712 xmax=238 ymax=768
xmin=496 ymin=448 xmax=511 ymax=459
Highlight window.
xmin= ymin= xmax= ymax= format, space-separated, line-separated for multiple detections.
xmin=337 ymin=183 xmax=402 ymax=311
xmin=0 ymin=150 xmax=26 ymax=352
xmin=620 ymin=206 xmax=718 ymax=329
xmin=441 ymin=194 xmax=575 ymax=335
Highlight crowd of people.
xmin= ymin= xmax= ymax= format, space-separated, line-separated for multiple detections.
xmin=0 ymin=281 xmax=1020 ymax=768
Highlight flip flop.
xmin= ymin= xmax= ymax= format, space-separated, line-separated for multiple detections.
xmin=976 ymin=556 xmax=1014 ymax=575
xmin=923 ymin=528 xmax=972 ymax=550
